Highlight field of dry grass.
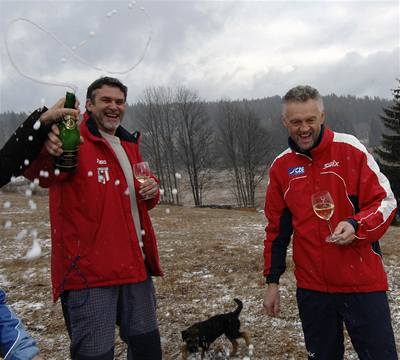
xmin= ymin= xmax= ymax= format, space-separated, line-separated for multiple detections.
xmin=0 ymin=187 xmax=399 ymax=359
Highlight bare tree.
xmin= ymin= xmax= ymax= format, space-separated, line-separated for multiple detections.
xmin=174 ymin=87 xmax=213 ymax=206
xmin=134 ymin=87 xmax=180 ymax=204
xmin=217 ymin=100 xmax=272 ymax=207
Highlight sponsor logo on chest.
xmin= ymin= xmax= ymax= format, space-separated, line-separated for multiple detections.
xmin=288 ymin=166 xmax=305 ymax=176
xmin=97 ymin=167 xmax=110 ymax=184
xmin=96 ymin=159 xmax=110 ymax=184
xmin=323 ymin=160 xmax=340 ymax=170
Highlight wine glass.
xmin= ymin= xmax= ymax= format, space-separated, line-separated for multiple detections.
xmin=311 ymin=190 xmax=336 ymax=242
xmin=133 ymin=161 xmax=151 ymax=184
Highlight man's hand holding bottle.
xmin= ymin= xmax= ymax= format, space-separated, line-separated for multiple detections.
xmin=42 ymin=96 xmax=82 ymax=157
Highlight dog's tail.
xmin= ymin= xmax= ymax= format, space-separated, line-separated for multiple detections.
xmin=233 ymin=298 xmax=243 ymax=315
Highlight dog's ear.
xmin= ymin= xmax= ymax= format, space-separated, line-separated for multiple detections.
xmin=181 ymin=330 xmax=188 ymax=341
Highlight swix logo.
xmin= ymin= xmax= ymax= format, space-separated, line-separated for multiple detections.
xmin=288 ymin=166 xmax=305 ymax=176
xmin=97 ymin=167 xmax=110 ymax=184
xmin=307 ymin=351 xmax=316 ymax=358
xmin=97 ymin=158 xmax=107 ymax=165
xmin=323 ymin=160 xmax=339 ymax=169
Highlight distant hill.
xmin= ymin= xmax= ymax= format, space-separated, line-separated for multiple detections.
xmin=0 ymin=94 xmax=391 ymax=152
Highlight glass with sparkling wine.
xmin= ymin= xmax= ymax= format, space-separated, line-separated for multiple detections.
xmin=133 ymin=161 xmax=151 ymax=184
xmin=311 ymin=190 xmax=336 ymax=242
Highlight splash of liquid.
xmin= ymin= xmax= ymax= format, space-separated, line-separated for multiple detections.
xmin=4 ymin=2 xmax=152 ymax=91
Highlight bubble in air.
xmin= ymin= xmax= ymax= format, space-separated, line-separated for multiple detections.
xmin=172 ymin=188 xmax=178 ymax=195
xmin=24 ymin=159 xmax=29 ymax=166
xmin=33 ymin=178 xmax=40 ymax=185
xmin=175 ymin=172 xmax=182 ymax=179
xmin=16 ymin=229 xmax=28 ymax=241
xmin=4 ymin=220 xmax=12 ymax=229
xmin=165 ymin=208 xmax=170 ymax=214
xmin=89 ymin=31 xmax=95 ymax=37
xmin=33 ymin=120 xmax=41 ymax=130
xmin=87 ymin=171 xmax=93 ymax=177
xmin=54 ymin=168 xmax=60 ymax=176
xmin=124 ymin=188 xmax=130 ymax=196
xmin=159 ymin=188 xmax=165 ymax=196
xmin=3 ymin=201 xmax=11 ymax=209
xmin=25 ymin=189 xmax=32 ymax=197
xmin=28 ymin=199 xmax=37 ymax=210
xmin=28 ymin=135 xmax=33 ymax=141
xmin=24 ymin=239 xmax=42 ymax=260
xmin=115 ymin=179 xmax=120 ymax=186
xmin=141 ymin=229 xmax=145 ymax=236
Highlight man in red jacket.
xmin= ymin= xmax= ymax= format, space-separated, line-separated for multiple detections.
xmin=262 ymin=85 xmax=397 ymax=359
xmin=25 ymin=77 xmax=163 ymax=360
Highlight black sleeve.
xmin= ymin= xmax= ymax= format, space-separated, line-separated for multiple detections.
xmin=0 ymin=107 xmax=51 ymax=187
xmin=266 ymin=207 xmax=293 ymax=284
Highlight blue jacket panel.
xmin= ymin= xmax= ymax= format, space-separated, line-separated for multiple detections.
xmin=0 ymin=290 xmax=39 ymax=360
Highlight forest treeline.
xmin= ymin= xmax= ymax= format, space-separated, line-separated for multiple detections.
xmin=0 ymin=91 xmax=391 ymax=207
xmin=0 ymin=93 xmax=389 ymax=148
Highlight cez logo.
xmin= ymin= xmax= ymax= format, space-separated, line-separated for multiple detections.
xmin=288 ymin=166 xmax=305 ymax=176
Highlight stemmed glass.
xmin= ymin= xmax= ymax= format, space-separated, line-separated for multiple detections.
xmin=133 ymin=161 xmax=151 ymax=184
xmin=311 ymin=190 xmax=336 ymax=242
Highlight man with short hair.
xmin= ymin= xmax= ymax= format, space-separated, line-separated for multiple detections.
xmin=25 ymin=77 xmax=163 ymax=360
xmin=262 ymin=85 xmax=398 ymax=359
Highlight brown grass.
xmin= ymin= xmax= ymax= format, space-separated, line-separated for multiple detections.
xmin=0 ymin=191 xmax=399 ymax=359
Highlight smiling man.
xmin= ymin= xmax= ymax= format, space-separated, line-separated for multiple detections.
xmin=262 ymin=85 xmax=398 ymax=359
xmin=25 ymin=77 xmax=163 ymax=360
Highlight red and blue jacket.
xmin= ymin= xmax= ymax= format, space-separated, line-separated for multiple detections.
xmin=25 ymin=115 xmax=163 ymax=301
xmin=264 ymin=126 xmax=397 ymax=293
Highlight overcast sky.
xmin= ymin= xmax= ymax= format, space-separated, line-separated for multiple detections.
xmin=0 ymin=0 xmax=399 ymax=113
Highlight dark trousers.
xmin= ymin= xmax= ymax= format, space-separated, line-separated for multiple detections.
xmin=61 ymin=278 xmax=162 ymax=360
xmin=296 ymin=288 xmax=398 ymax=360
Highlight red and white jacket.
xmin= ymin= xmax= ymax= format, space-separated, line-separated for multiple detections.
xmin=25 ymin=115 xmax=163 ymax=301
xmin=264 ymin=126 xmax=397 ymax=293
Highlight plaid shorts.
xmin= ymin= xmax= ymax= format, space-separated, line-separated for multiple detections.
xmin=61 ymin=276 xmax=159 ymax=358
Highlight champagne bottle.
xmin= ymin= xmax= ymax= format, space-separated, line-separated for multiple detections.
xmin=55 ymin=92 xmax=80 ymax=172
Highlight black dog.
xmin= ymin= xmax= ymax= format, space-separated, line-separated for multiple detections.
xmin=181 ymin=298 xmax=251 ymax=359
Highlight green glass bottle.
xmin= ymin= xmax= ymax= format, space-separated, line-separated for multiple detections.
xmin=55 ymin=91 xmax=80 ymax=172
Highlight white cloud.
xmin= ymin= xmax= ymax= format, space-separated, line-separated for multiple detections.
xmin=1 ymin=0 xmax=399 ymax=112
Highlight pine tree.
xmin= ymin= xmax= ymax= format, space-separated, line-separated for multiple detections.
xmin=375 ymin=80 xmax=400 ymax=212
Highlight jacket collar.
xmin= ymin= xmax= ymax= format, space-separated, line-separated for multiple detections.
xmin=82 ymin=112 xmax=140 ymax=144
